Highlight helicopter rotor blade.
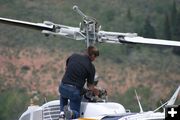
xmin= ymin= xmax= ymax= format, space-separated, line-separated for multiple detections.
xmin=123 ymin=36 xmax=180 ymax=47
xmin=0 ymin=17 xmax=54 ymax=31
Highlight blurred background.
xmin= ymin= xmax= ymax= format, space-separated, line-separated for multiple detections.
xmin=0 ymin=0 xmax=180 ymax=120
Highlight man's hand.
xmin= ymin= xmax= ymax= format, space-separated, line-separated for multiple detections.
xmin=87 ymin=83 xmax=99 ymax=96
xmin=92 ymin=87 xmax=99 ymax=96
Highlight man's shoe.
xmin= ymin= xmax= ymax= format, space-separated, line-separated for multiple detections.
xmin=64 ymin=105 xmax=73 ymax=120
xmin=59 ymin=111 xmax=65 ymax=120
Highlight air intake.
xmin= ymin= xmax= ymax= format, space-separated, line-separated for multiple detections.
xmin=43 ymin=104 xmax=60 ymax=120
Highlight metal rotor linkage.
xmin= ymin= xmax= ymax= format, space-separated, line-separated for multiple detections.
xmin=73 ymin=5 xmax=98 ymax=47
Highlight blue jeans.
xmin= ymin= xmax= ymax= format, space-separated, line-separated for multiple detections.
xmin=59 ymin=83 xmax=82 ymax=119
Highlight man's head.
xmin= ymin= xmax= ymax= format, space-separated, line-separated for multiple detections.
xmin=87 ymin=46 xmax=99 ymax=61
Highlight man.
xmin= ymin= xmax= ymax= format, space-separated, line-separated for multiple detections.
xmin=59 ymin=46 xmax=99 ymax=119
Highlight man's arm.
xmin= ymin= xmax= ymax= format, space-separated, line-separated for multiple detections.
xmin=87 ymin=83 xmax=99 ymax=96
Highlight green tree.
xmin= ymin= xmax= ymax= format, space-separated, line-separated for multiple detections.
xmin=173 ymin=12 xmax=180 ymax=40
xmin=172 ymin=12 xmax=180 ymax=55
xmin=127 ymin=8 xmax=133 ymax=21
xmin=163 ymin=13 xmax=171 ymax=40
xmin=142 ymin=17 xmax=156 ymax=38
xmin=170 ymin=0 xmax=178 ymax=37
xmin=0 ymin=88 xmax=29 ymax=120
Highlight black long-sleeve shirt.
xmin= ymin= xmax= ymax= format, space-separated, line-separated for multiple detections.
xmin=62 ymin=53 xmax=95 ymax=90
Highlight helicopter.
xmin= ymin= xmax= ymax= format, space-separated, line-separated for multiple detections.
xmin=0 ymin=5 xmax=180 ymax=120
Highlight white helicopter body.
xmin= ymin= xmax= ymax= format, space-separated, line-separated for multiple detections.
xmin=18 ymin=86 xmax=179 ymax=120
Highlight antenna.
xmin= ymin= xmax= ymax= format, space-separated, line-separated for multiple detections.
xmin=153 ymin=101 xmax=168 ymax=112
xmin=30 ymin=98 xmax=34 ymax=106
xmin=135 ymin=90 xmax=143 ymax=113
